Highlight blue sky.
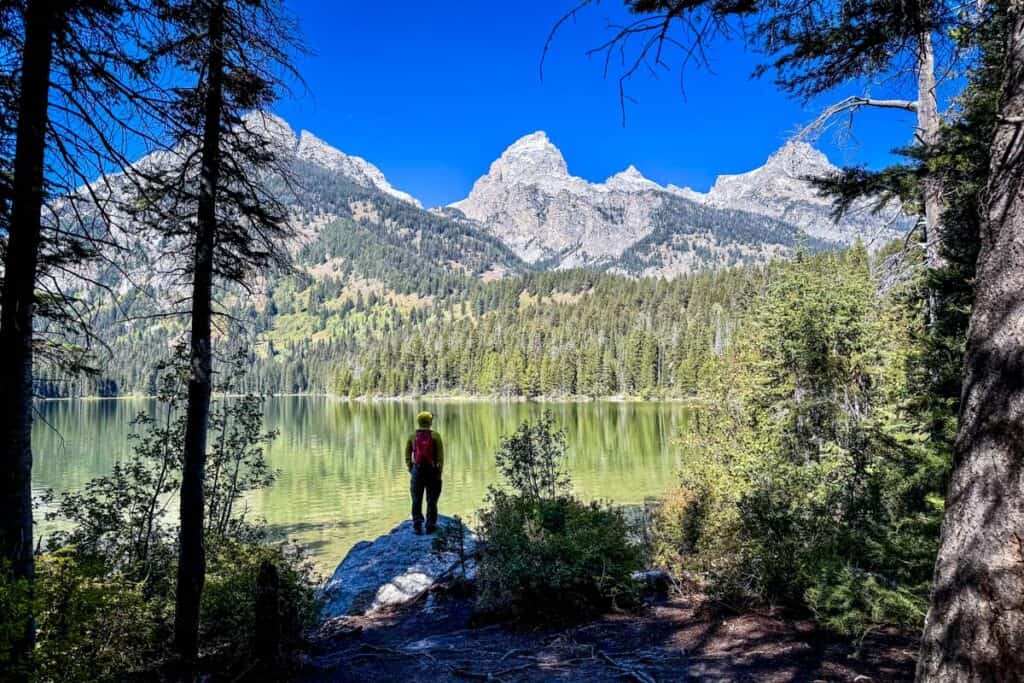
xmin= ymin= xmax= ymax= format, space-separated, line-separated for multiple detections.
xmin=275 ymin=1 xmax=920 ymax=208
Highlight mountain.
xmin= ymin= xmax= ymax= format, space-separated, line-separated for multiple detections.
xmin=42 ymin=115 xmax=909 ymax=398
xmin=681 ymin=141 xmax=910 ymax=245
xmin=449 ymin=131 xmax=659 ymax=267
xmin=73 ymin=113 xmax=523 ymax=302
xmin=44 ymin=114 xmax=526 ymax=396
xmin=449 ymin=132 xmax=908 ymax=274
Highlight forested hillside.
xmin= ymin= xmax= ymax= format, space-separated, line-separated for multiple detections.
xmin=329 ymin=266 xmax=765 ymax=397
xmin=38 ymin=261 xmax=771 ymax=398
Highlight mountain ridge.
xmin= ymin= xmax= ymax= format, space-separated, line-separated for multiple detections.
xmin=45 ymin=116 xmax=907 ymax=399
xmin=448 ymin=131 xmax=908 ymax=270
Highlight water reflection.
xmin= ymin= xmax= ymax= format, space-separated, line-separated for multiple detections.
xmin=33 ymin=397 xmax=690 ymax=571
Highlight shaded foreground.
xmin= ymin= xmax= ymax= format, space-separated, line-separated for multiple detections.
xmin=301 ymin=590 xmax=916 ymax=682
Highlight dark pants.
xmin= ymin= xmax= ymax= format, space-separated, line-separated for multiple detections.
xmin=407 ymin=464 xmax=440 ymax=528
xmin=410 ymin=464 xmax=442 ymax=530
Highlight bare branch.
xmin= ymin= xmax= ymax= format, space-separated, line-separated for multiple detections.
xmin=796 ymin=95 xmax=919 ymax=142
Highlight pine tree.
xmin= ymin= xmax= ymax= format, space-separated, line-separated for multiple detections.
xmin=918 ymin=2 xmax=1024 ymax=676
xmin=141 ymin=0 xmax=303 ymax=664
xmin=0 ymin=1 xmax=162 ymax=669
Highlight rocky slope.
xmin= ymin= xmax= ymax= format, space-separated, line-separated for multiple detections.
xmin=449 ymin=132 xmax=909 ymax=274
xmin=686 ymin=140 xmax=910 ymax=246
xmin=66 ymin=113 xmax=522 ymax=303
xmin=449 ymin=132 xmax=660 ymax=267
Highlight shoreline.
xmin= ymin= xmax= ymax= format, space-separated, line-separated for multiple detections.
xmin=37 ymin=392 xmax=706 ymax=405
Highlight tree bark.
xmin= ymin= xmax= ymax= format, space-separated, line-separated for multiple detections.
xmin=173 ymin=0 xmax=225 ymax=665
xmin=917 ymin=28 xmax=946 ymax=272
xmin=0 ymin=0 xmax=55 ymax=672
xmin=917 ymin=6 xmax=1024 ymax=679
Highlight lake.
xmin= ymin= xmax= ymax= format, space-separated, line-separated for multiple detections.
xmin=32 ymin=397 xmax=691 ymax=573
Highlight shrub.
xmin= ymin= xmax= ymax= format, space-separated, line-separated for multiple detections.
xmin=28 ymin=347 xmax=320 ymax=679
xmin=9 ymin=538 xmax=320 ymax=682
xmin=475 ymin=413 xmax=641 ymax=620
xmin=0 ymin=561 xmax=34 ymax=679
xmin=494 ymin=412 xmax=570 ymax=500
xmin=201 ymin=536 xmax=321 ymax=667
xmin=32 ymin=549 xmax=169 ymax=682
xmin=477 ymin=492 xmax=640 ymax=618
xmin=805 ymin=565 xmax=928 ymax=638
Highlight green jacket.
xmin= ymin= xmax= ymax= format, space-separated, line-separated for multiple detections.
xmin=405 ymin=429 xmax=444 ymax=473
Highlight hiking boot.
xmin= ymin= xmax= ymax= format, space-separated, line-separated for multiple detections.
xmin=413 ymin=523 xmax=423 ymax=535
xmin=425 ymin=525 xmax=436 ymax=535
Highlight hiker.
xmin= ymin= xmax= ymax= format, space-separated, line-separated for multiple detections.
xmin=405 ymin=411 xmax=445 ymax=534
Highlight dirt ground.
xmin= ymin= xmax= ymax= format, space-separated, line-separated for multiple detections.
xmin=300 ymin=589 xmax=918 ymax=682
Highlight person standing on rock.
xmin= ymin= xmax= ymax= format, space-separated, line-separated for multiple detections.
xmin=405 ymin=411 xmax=445 ymax=534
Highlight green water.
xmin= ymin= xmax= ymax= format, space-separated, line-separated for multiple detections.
xmin=32 ymin=397 xmax=690 ymax=572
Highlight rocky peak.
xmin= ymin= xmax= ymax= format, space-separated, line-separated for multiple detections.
xmin=487 ymin=131 xmax=570 ymax=185
xmin=704 ymin=140 xmax=909 ymax=244
xmin=604 ymin=165 xmax=661 ymax=193
xmin=763 ymin=140 xmax=833 ymax=177
xmin=707 ymin=140 xmax=838 ymax=203
xmin=450 ymin=130 xmax=909 ymax=271
xmin=240 ymin=110 xmax=299 ymax=151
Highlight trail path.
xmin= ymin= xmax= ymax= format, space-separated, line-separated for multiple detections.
xmin=302 ymin=592 xmax=917 ymax=682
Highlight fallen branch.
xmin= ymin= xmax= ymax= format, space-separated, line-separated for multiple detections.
xmin=358 ymin=643 xmax=438 ymax=663
xmin=453 ymin=662 xmax=535 ymax=680
xmin=599 ymin=650 xmax=656 ymax=683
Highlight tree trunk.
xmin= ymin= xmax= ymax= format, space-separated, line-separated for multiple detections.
xmin=917 ymin=28 xmax=946 ymax=273
xmin=917 ymin=29 xmax=950 ymax=331
xmin=253 ymin=560 xmax=282 ymax=670
xmin=917 ymin=7 xmax=1024 ymax=679
xmin=917 ymin=28 xmax=946 ymax=335
xmin=173 ymin=0 xmax=225 ymax=665
xmin=0 ymin=0 xmax=55 ymax=672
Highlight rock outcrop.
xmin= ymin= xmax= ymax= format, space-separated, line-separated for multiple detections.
xmin=320 ymin=516 xmax=477 ymax=619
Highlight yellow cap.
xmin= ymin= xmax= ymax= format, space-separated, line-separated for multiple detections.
xmin=416 ymin=411 xmax=433 ymax=428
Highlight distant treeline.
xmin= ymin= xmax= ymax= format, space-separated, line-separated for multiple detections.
xmin=330 ymin=267 xmax=765 ymax=398
xmin=36 ymin=265 xmax=774 ymax=400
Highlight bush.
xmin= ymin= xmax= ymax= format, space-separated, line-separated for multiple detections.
xmin=805 ymin=565 xmax=928 ymax=638
xmin=477 ymin=492 xmax=640 ymax=618
xmin=493 ymin=413 xmax=570 ymax=500
xmin=201 ymin=535 xmax=321 ymax=668
xmin=7 ymin=538 xmax=320 ymax=682
xmin=475 ymin=413 xmax=641 ymax=620
xmin=0 ymin=561 xmax=35 ymax=679
xmin=32 ymin=549 xmax=169 ymax=682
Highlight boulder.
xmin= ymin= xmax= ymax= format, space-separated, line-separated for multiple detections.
xmin=320 ymin=516 xmax=476 ymax=619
